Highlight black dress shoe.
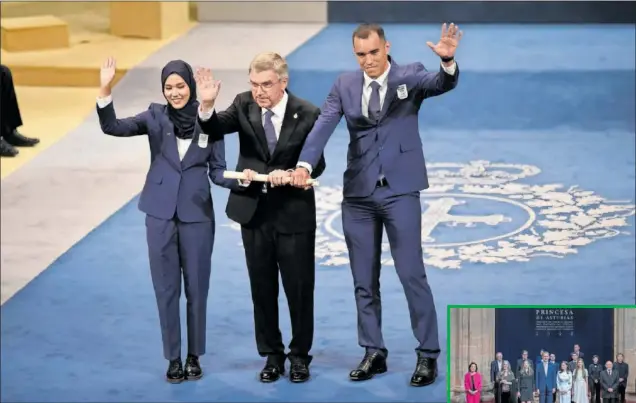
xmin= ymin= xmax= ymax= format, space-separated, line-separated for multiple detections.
xmin=185 ymin=354 xmax=203 ymax=380
xmin=289 ymin=355 xmax=311 ymax=383
xmin=410 ymin=356 xmax=437 ymax=387
xmin=0 ymin=137 xmax=18 ymax=157
xmin=166 ymin=358 xmax=184 ymax=384
xmin=349 ymin=351 xmax=387 ymax=381
xmin=4 ymin=130 xmax=39 ymax=147
xmin=260 ymin=356 xmax=285 ymax=383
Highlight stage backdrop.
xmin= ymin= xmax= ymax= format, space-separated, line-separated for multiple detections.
xmin=494 ymin=308 xmax=614 ymax=365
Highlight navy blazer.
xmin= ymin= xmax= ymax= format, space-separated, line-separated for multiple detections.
xmin=96 ymin=101 xmax=238 ymax=223
xmin=298 ymin=56 xmax=459 ymax=198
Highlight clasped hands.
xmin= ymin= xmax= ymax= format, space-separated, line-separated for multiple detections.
xmin=239 ymin=168 xmax=312 ymax=189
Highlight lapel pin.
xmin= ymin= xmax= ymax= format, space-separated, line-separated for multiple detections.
xmin=293 ymin=113 xmax=298 ymax=119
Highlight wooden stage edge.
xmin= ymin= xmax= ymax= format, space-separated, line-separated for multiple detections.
xmin=1 ymin=22 xmax=197 ymax=88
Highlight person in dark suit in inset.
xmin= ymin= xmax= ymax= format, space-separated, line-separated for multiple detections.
xmin=601 ymin=360 xmax=620 ymax=403
xmin=536 ymin=352 xmax=557 ymax=403
xmin=196 ymin=52 xmax=325 ymax=384
xmin=613 ymin=354 xmax=629 ymax=403
xmin=96 ymin=57 xmax=233 ymax=383
xmin=589 ymin=355 xmax=603 ymax=403
xmin=492 ymin=352 xmax=505 ymax=403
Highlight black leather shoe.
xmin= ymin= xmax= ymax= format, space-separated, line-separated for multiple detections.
xmin=166 ymin=358 xmax=184 ymax=383
xmin=4 ymin=130 xmax=39 ymax=147
xmin=410 ymin=356 xmax=437 ymax=387
xmin=289 ymin=355 xmax=311 ymax=383
xmin=260 ymin=355 xmax=285 ymax=383
xmin=349 ymin=351 xmax=387 ymax=381
xmin=185 ymin=354 xmax=203 ymax=380
xmin=0 ymin=137 xmax=18 ymax=157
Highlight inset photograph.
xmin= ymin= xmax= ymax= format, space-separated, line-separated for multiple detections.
xmin=448 ymin=306 xmax=635 ymax=403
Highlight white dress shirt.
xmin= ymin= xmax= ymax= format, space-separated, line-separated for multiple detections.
xmin=262 ymin=91 xmax=288 ymax=140
xmin=96 ymin=95 xmax=192 ymax=160
xmin=198 ymin=93 xmax=290 ymax=188
xmin=296 ymin=60 xmax=457 ymax=175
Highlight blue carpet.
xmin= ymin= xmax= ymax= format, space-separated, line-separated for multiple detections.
xmin=2 ymin=24 xmax=635 ymax=403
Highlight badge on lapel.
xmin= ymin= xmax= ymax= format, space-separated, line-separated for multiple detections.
xmin=198 ymin=133 xmax=209 ymax=148
xmin=397 ymin=84 xmax=408 ymax=100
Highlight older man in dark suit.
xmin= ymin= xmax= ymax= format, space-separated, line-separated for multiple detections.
xmin=197 ymin=52 xmax=325 ymax=384
xmin=601 ymin=360 xmax=620 ymax=403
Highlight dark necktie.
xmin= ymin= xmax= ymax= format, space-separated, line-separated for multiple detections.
xmin=368 ymin=81 xmax=381 ymax=121
xmin=263 ymin=110 xmax=277 ymax=155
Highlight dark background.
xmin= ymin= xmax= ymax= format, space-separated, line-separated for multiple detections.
xmin=327 ymin=1 xmax=636 ymax=24
xmin=494 ymin=308 xmax=615 ymax=365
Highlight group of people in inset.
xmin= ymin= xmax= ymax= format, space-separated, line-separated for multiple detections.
xmin=464 ymin=346 xmax=630 ymax=403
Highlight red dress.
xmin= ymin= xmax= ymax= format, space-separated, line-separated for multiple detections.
xmin=465 ymin=372 xmax=482 ymax=403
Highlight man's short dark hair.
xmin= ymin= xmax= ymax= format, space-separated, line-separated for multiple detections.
xmin=352 ymin=23 xmax=386 ymax=43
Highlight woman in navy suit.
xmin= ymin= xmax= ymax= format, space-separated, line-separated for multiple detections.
xmin=96 ymin=57 xmax=236 ymax=383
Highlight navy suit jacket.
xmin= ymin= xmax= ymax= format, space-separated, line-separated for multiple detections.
xmin=297 ymin=56 xmax=459 ymax=198
xmin=536 ymin=361 xmax=557 ymax=392
xmin=96 ymin=101 xmax=235 ymax=223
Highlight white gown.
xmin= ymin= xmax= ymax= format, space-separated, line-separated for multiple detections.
xmin=557 ymin=371 xmax=573 ymax=403
xmin=572 ymin=369 xmax=589 ymax=403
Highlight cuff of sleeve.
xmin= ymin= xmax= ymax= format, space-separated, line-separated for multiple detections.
xmin=96 ymin=95 xmax=113 ymax=108
xmin=441 ymin=61 xmax=457 ymax=75
xmin=297 ymin=161 xmax=313 ymax=175
xmin=199 ymin=106 xmax=214 ymax=121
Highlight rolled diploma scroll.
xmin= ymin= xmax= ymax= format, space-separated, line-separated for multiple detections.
xmin=222 ymin=171 xmax=319 ymax=186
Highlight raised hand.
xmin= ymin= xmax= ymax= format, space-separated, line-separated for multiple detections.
xmin=426 ymin=23 xmax=463 ymax=59
xmin=100 ymin=57 xmax=117 ymax=96
xmin=100 ymin=57 xmax=117 ymax=88
xmin=194 ymin=67 xmax=221 ymax=109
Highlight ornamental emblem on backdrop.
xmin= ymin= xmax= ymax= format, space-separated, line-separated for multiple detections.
xmin=226 ymin=161 xmax=636 ymax=269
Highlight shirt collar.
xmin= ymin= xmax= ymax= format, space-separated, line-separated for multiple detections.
xmin=363 ymin=62 xmax=391 ymax=89
xmin=262 ymin=91 xmax=289 ymax=118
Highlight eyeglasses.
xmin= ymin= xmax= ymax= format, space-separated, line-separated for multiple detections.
xmin=249 ymin=80 xmax=280 ymax=91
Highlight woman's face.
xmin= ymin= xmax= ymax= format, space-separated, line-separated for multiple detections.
xmin=163 ymin=74 xmax=191 ymax=109
xmin=470 ymin=363 xmax=476 ymax=372
xmin=561 ymin=362 xmax=567 ymax=371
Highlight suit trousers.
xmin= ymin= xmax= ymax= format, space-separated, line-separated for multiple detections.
xmin=0 ymin=64 xmax=23 ymax=134
xmin=591 ymin=381 xmax=601 ymax=403
xmin=539 ymin=387 xmax=552 ymax=403
xmin=145 ymin=214 xmax=214 ymax=360
xmin=618 ymin=383 xmax=626 ymax=403
xmin=341 ymin=185 xmax=439 ymax=358
xmin=240 ymin=194 xmax=316 ymax=359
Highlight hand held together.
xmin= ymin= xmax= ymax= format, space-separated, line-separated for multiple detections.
xmin=223 ymin=169 xmax=317 ymax=188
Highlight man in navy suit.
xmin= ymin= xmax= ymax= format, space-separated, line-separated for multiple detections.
xmin=491 ymin=352 xmax=504 ymax=403
xmin=536 ymin=352 xmax=557 ymax=403
xmin=289 ymin=23 xmax=462 ymax=386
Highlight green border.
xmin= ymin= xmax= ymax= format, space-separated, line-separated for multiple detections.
xmin=445 ymin=304 xmax=636 ymax=403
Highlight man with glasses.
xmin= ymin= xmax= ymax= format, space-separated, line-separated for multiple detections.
xmin=196 ymin=52 xmax=325 ymax=384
